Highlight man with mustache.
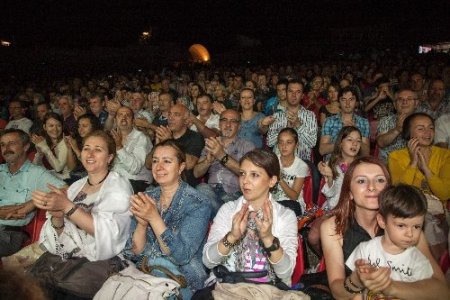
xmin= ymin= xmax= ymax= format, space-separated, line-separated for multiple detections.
xmin=0 ymin=129 xmax=65 ymax=257
xmin=194 ymin=109 xmax=255 ymax=219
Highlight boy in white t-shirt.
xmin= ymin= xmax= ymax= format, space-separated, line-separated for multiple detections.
xmin=346 ymin=184 xmax=433 ymax=299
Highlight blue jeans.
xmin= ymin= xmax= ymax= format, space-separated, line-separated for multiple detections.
xmin=196 ymin=183 xmax=241 ymax=220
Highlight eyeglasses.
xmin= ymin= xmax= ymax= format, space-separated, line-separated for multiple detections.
xmin=219 ymin=118 xmax=240 ymax=124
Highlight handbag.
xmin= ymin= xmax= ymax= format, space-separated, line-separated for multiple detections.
xmin=28 ymin=252 xmax=125 ymax=298
xmin=94 ymin=260 xmax=181 ymax=300
xmin=141 ymin=256 xmax=188 ymax=288
xmin=212 ymin=265 xmax=291 ymax=291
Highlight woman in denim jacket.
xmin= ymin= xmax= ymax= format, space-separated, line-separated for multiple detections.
xmin=123 ymin=140 xmax=211 ymax=299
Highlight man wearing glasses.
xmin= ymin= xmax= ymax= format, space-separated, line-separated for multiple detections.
xmin=194 ymin=109 xmax=255 ymax=219
xmin=376 ymin=89 xmax=419 ymax=162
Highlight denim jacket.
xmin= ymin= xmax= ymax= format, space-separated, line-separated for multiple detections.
xmin=123 ymin=181 xmax=211 ymax=290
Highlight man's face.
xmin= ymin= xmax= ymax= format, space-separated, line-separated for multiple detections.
xmin=168 ymin=105 xmax=188 ymax=134
xmin=286 ymin=83 xmax=303 ymax=107
xmin=158 ymin=94 xmax=173 ymax=112
xmin=130 ymin=93 xmax=145 ymax=112
xmin=196 ymin=96 xmax=213 ymax=117
xmin=339 ymin=91 xmax=357 ymax=114
xmin=115 ymin=107 xmax=134 ymax=131
xmin=89 ymin=97 xmax=104 ymax=115
xmin=428 ymin=80 xmax=445 ymax=103
xmin=395 ymin=90 xmax=418 ymax=115
xmin=36 ymin=104 xmax=50 ymax=121
xmin=8 ymin=102 xmax=24 ymax=120
xmin=219 ymin=110 xmax=240 ymax=138
xmin=0 ymin=132 xmax=28 ymax=165
xmin=410 ymin=74 xmax=424 ymax=91
xmin=276 ymin=84 xmax=287 ymax=101
xmin=161 ymin=79 xmax=170 ymax=91
xmin=233 ymin=76 xmax=243 ymax=90
xmin=58 ymin=98 xmax=73 ymax=116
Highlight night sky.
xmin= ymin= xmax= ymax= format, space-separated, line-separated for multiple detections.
xmin=1 ymin=0 xmax=449 ymax=51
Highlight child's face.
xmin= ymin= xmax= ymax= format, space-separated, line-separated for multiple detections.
xmin=377 ymin=214 xmax=424 ymax=254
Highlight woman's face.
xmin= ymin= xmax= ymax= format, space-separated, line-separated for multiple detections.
xmin=44 ymin=118 xmax=62 ymax=140
xmin=327 ymin=86 xmax=339 ymax=102
xmin=151 ymin=146 xmax=185 ymax=186
xmin=409 ymin=115 xmax=434 ymax=146
xmin=190 ymin=85 xmax=200 ymax=98
xmin=350 ymin=163 xmax=388 ymax=211
xmin=81 ymin=136 xmax=113 ymax=174
xmin=277 ymin=131 xmax=297 ymax=158
xmin=239 ymin=159 xmax=277 ymax=203
xmin=340 ymin=131 xmax=361 ymax=158
xmin=78 ymin=118 xmax=93 ymax=138
xmin=239 ymin=89 xmax=255 ymax=110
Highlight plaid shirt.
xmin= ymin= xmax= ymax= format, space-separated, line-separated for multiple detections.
xmin=376 ymin=114 xmax=406 ymax=163
xmin=321 ymin=113 xmax=370 ymax=143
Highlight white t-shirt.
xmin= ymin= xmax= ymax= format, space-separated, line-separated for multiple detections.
xmin=272 ymin=156 xmax=309 ymax=209
xmin=346 ymin=236 xmax=433 ymax=282
xmin=190 ymin=113 xmax=220 ymax=132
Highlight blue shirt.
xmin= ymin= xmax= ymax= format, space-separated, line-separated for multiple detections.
xmin=122 ymin=181 xmax=211 ymax=291
xmin=0 ymin=160 xmax=65 ymax=226
xmin=237 ymin=112 xmax=265 ymax=148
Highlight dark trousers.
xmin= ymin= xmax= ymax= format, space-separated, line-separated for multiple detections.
xmin=0 ymin=226 xmax=28 ymax=257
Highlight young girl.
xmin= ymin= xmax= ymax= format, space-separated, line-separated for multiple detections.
xmin=31 ymin=112 xmax=70 ymax=179
xmin=272 ymin=128 xmax=309 ymax=216
xmin=308 ymin=126 xmax=362 ymax=255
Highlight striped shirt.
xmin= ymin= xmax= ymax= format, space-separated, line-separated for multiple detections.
xmin=266 ymin=106 xmax=318 ymax=161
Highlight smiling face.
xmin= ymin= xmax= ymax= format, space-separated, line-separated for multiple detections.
xmin=0 ymin=132 xmax=29 ymax=165
xmin=239 ymin=89 xmax=255 ymax=110
xmin=81 ymin=135 xmax=113 ymax=174
xmin=151 ymin=146 xmax=185 ymax=186
xmin=350 ymin=163 xmax=388 ymax=211
xmin=239 ymin=159 xmax=277 ymax=203
xmin=377 ymin=214 xmax=424 ymax=254
xmin=340 ymin=130 xmax=362 ymax=159
xmin=219 ymin=110 xmax=240 ymax=138
xmin=409 ymin=115 xmax=434 ymax=146
xmin=44 ymin=117 xmax=63 ymax=141
xmin=89 ymin=96 xmax=104 ymax=115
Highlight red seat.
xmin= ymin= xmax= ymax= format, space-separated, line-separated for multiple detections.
xmin=22 ymin=209 xmax=47 ymax=246
xmin=317 ymin=177 xmax=327 ymax=208
xmin=303 ymin=175 xmax=314 ymax=210
xmin=439 ymin=249 xmax=449 ymax=274
xmin=291 ymin=235 xmax=305 ymax=285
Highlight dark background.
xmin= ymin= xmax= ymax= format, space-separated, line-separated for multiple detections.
xmin=1 ymin=0 xmax=449 ymax=50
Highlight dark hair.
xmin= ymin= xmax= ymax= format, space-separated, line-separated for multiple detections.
xmin=277 ymin=127 xmax=299 ymax=144
xmin=276 ymin=78 xmax=289 ymax=87
xmin=83 ymin=130 xmax=116 ymax=158
xmin=0 ymin=128 xmax=30 ymax=145
xmin=240 ymin=148 xmax=280 ymax=181
xmin=378 ymin=184 xmax=427 ymax=219
xmin=159 ymin=92 xmax=175 ymax=104
xmin=331 ymin=156 xmax=391 ymax=235
xmin=78 ymin=113 xmax=101 ymax=132
xmin=329 ymin=126 xmax=362 ymax=180
xmin=240 ymin=87 xmax=255 ymax=97
xmin=338 ymin=86 xmax=359 ymax=102
xmin=287 ymin=79 xmax=304 ymax=90
xmin=402 ymin=112 xmax=434 ymax=140
xmin=0 ymin=269 xmax=47 ymax=300
xmin=197 ymin=93 xmax=213 ymax=103
xmin=43 ymin=112 xmax=64 ymax=146
xmin=9 ymin=99 xmax=27 ymax=109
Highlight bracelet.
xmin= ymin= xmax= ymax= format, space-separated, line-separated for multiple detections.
xmin=348 ymin=276 xmax=364 ymax=290
xmin=343 ymin=276 xmax=363 ymax=294
xmin=50 ymin=216 xmax=65 ymax=230
xmin=65 ymin=205 xmax=79 ymax=218
xmin=222 ymin=232 xmax=241 ymax=248
xmin=220 ymin=154 xmax=229 ymax=166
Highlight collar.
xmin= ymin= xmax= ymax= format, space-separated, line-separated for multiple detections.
xmin=0 ymin=159 xmax=32 ymax=176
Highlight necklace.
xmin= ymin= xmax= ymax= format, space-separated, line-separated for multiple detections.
xmin=87 ymin=171 xmax=109 ymax=186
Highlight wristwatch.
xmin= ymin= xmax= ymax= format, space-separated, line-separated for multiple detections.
xmin=261 ymin=237 xmax=280 ymax=257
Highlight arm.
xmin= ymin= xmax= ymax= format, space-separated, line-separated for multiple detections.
xmin=279 ymin=176 xmax=305 ymax=200
xmin=320 ymin=216 xmax=363 ymax=300
xmin=36 ymin=140 xmax=68 ymax=172
xmin=420 ymin=149 xmax=450 ymax=200
xmin=193 ymin=154 xmax=212 ymax=178
xmin=376 ymin=127 xmax=402 ymax=148
xmin=360 ymin=137 xmax=370 ymax=156
xmin=319 ymin=135 xmax=335 ymax=156
xmin=116 ymin=133 xmax=152 ymax=175
xmin=388 ymin=149 xmax=418 ymax=185
xmin=380 ymin=233 xmax=449 ymax=300
xmin=190 ymin=117 xmax=219 ymax=138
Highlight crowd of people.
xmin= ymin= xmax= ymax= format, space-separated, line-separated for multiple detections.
xmin=1 ymin=51 xmax=450 ymax=299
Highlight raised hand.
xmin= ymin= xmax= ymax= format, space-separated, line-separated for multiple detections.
xmin=255 ymin=198 xmax=274 ymax=240
xmin=129 ymin=192 xmax=160 ymax=224
xmin=229 ymin=202 xmax=249 ymax=241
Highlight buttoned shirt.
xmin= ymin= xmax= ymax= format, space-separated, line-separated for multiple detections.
xmin=0 ymin=160 xmax=65 ymax=226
